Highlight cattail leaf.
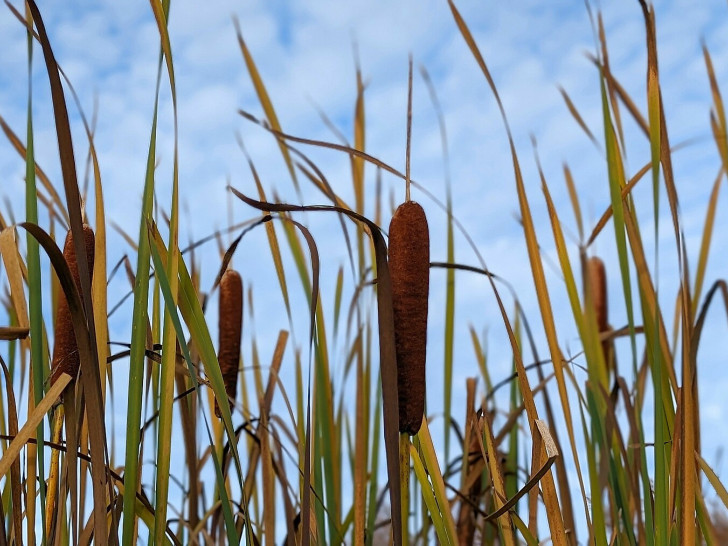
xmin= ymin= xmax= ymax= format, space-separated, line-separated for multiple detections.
xmin=541 ymin=172 xmax=587 ymax=341
xmin=597 ymin=34 xmax=639 ymax=371
xmin=596 ymin=16 xmax=626 ymax=150
xmin=558 ymin=87 xmax=600 ymax=150
xmin=692 ymin=170 xmax=722 ymax=316
xmin=238 ymin=106 xmax=495 ymax=282
xmin=0 ymin=372 xmax=71 ymax=479
xmin=121 ymin=100 xmax=155 ymax=546
xmin=0 ymin=113 xmax=69 ymax=228
xmin=234 ymin=20 xmax=299 ymax=196
xmin=148 ymin=223 xmax=244 ymax=480
xmin=352 ymin=329 xmax=367 ymax=546
xmin=20 ymin=220 xmax=108 ymax=541
xmin=154 ymin=198 xmax=180 ymax=545
xmin=595 ymin=58 xmax=649 ymax=139
xmin=704 ymin=45 xmax=728 ymax=208
xmin=57 ymin=65 xmax=111 ymax=404
xmin=0 ymin=357 xmax=22 ymax=543
xmin=147 ymin=0 xmax=176 ymax=106
xmin=245 ymin=153 xmax=292 ymax=318
xmin=365 ymin=377 xmax=382 ymax=546
xmin=242 ymin=331 xmax=289 ymax=500
xmin=208 ymin=203 xmax=324 ymax=542
xmin=111 ymin=479 xmax=174 ymax=546
xmin=0 ymin=327 xmax=29 ymax=340
xmin=148 ymin=224 xmax=240 ymax=546
xmin=239 ymin=109 xmax=406 ymax=182
xmin=333 ymin=266 xmax=344 ymax=338
xmin=587 ymin=160 xmax=649 ymax=246
xmin=511 ymin=512 xmax=539 ymax=546
xmin=288 ymin=144 xmax=357 ymax=280
xmin=19 ymin=16 xmax=50 ymax=535
xmin=596 ymin=47 xmax=668 ymax=546
xmin=476 ymin=414 xmax=516 ymax=546
xmin=562 ymin=164 xmax=584 ymax=243
xmin=409 ymin=443 xmax=449 ymax=545
xmin=697 ymin=452 xmax=728 ymax=511
xmin=0 ymin=229 xmax=29 ymax=330
xmin=506 ymin=316 xmax=521 ymax=503
xmin=467 ymin=325 xmax=490 ymax=393
xmin=448 ymin=2 xmax=575 ymax=541
xmin=23 ymin=4 xmax=110 ymax=543
xmin=229 ymin=187 xmax=404 ymax=546
xmin=353 ymin=61 xmax=366 ymax=215
xmin=146 ymin=3 xmax=182 ymax=539
xmin=416 ymin=418 xmax=458 ymax=543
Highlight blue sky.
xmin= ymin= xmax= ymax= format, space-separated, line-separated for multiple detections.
xmin=1 ymin=0 xmax=728 ymax=538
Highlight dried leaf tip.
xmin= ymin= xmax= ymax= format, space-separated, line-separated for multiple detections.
xmin=388 ymin=201 xmax=429 ymax=435
xmin=215 ymin=269 xmax=243 ymax=418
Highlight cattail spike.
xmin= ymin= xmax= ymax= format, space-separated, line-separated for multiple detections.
xmin=586 ymin=256 xmax=613 ymax=374
xmin=587 ymin=256 xmax=608 ymax=332
xmin=215 ymin=269 xmax=243 ymax=418
xmin=388 ymin=201 xmax=429 ymax=435
xmin=51 ymin=224 xmax=95 ymax=385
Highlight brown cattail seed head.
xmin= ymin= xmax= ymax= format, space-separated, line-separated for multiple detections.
xmin=215 ymin=269 xmax=243 ymax=418
xmin=388 ymin=201 xmax=429 ymax=435
xmin=51 ymin=225 xmax=95 ymax=385
xmin=586 ymin=256 xmax=613 ymax=371
xmin=586 ymin=256 xmax=608 ymax=332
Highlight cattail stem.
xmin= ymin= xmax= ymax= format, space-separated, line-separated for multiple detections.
xmin=405 ymin=55 xmax=413 ymax=203
xmin=399 ymin=432 xmax=410 ymax=546
xmin=45 ymin=406 xmax=65 ymax=540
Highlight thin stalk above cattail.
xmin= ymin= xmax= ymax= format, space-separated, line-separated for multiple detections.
xmin=50 ymin=224 xmax=95 ymax=385
xmin=215 ymin=269 xmax=243 ymax=418
xmin=389 ymin=200 xmax=429 ymax=435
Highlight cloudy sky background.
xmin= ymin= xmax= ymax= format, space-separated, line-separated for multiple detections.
xmin=1 ymin=0 xmax=728 ymax=536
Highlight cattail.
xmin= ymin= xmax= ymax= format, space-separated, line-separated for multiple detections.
xmin=215 ymin=269 xmax=243 ymax=418
xmin=586 ymin=256 xmax=612 ymax=371
xmin=51 ymin=225 xmax=95 ymax=385
xmin=587 ymin=256 xmax=607 ymax=332
xmin=388 ymin=201 xmax=429 ymax=435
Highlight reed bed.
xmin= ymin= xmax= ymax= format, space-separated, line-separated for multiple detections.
xmin=0 ymin=1 xmax=726 ymax=545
